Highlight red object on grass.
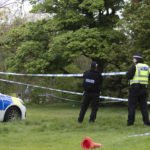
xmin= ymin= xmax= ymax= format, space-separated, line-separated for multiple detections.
xmin=81 ymin=137 xmax=102 ymax=149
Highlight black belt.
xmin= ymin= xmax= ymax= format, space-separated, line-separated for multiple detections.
xmin=131 ymin=84 xmax=148 ymax=88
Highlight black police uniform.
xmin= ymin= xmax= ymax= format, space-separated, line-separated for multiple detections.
xmin=127 ymin=63 xmax=150 ymax=126
xmin=78 ymin=69 xmax=103 ymax=123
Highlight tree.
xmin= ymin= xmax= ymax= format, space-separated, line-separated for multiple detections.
xmin=1 ymin=0 xmax=128 ymax=100
xmin=2 ymin=0 xmax=125 ymax=73
xmin=119 ymin=0 xmax=150 ymax=63
xmin=2 ymin=20 xmax=50 ymax=73
xmin=30 ymin=0 xmax=125 ymax=71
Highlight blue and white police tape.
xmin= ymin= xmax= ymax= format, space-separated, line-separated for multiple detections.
xmin=0 ymin=78 xmax=82 ymax=95
xmin=0 ymin=72 xmax=83 ymax=77
xmin=39 ymin=94 xmax=123 ymax=104
xmin=1 ymin=78 xmax=150 ymax=104
xmin=118 ymin=132 xmax=150 ymax=142
xmin=0 ymin=78 xmax=129 ymax=102
xmin=0 ymin=72 xmax=127 ymax=77
xmin=125 ymin=132 xmax=150 ymax=138
xmin=100 ymin=96 xmax=128 ymax=102
xmin=112 ymin=132 xmax=150 ymax=143
xmin=102 ymin=72 xmax=127 ymax=76
xmin=40 ymin=94 xmax=81 ymax=103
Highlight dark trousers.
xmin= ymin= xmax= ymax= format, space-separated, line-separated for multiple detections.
xmin=78 ymin=92 xmax=99 ymax=122
xmin=128 ymin=84 xmax=149 ymax=124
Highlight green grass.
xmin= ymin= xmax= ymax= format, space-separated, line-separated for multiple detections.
xmin=0 ymin=102 xmax=150 ymax=150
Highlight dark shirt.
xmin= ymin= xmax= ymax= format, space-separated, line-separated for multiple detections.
xmin=83 ymin=70 xmax=103 ymax=93
xmin=126 ymin=63 xmax=150 ymax=81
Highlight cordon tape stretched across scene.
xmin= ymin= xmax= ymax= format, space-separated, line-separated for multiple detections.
xmin=0 ymin=78 xmax=150 ymax=104
xmin=0 ymin=78 xmax=128 ymax=102
xmin=0 ymin=71 xmax=127 ymax=77
xmin=0 ymin=70 xmax=149 ymax=122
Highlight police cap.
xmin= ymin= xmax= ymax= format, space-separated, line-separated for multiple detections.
xmin=133 ymin=54 xmax=143 ymax=59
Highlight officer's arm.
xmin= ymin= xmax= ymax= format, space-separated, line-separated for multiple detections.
xmin=126 ymin=65 xmax=136 ymax=80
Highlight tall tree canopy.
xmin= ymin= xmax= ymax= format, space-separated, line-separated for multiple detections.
xmin=0 ymin=0 xmax=130 ymax=99
xmin=2 ymin=0 xmax=125 ymax=73
xmin=119 ymin=0 xmax=150 ymax=64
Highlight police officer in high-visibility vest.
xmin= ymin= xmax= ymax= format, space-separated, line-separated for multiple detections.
xmin=78 ymin=62 xmax=103 ymax=123
xmin=127 ymin=54 xmax=150 ymax=126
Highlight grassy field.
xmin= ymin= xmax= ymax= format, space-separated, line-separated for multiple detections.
xmin=0 ymin=102 xmax=150 ymax=150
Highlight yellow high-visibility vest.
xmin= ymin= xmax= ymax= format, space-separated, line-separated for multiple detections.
xmin=130 ymin=63 xmax=150 ymax=85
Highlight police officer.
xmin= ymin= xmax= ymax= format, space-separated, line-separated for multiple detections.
xmin=78 ymin=62 xmax=103 ymax=123
xmin=127 ymin=54 xmax=150 ymax=126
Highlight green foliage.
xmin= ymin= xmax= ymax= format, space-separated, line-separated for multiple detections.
xmin=119 ymin=1 xmax=150 ymax=64
xmin=31 ymin=0 xmax=124 ymax=29
xmin=0 ymin=0 xmax=129 ymax=99
xmin=1 ymin=20 xmax=49 ymax=73
xmin=50 ymin=28 xmax=108 ymax=59
xmin=3 ymin=0 xmax=125 ymax=74
xmin=1 ymin=0 xmax=125 ymax=74
xmin=49 ymin=27 xmax=126 ymax=73
xmin=7 ymin=41 xmax=49 ymax=73
xmin=119 ymin=0 xmax=150 ymax=57
xmin=79 ymin=0 xmax=104 ymax=12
